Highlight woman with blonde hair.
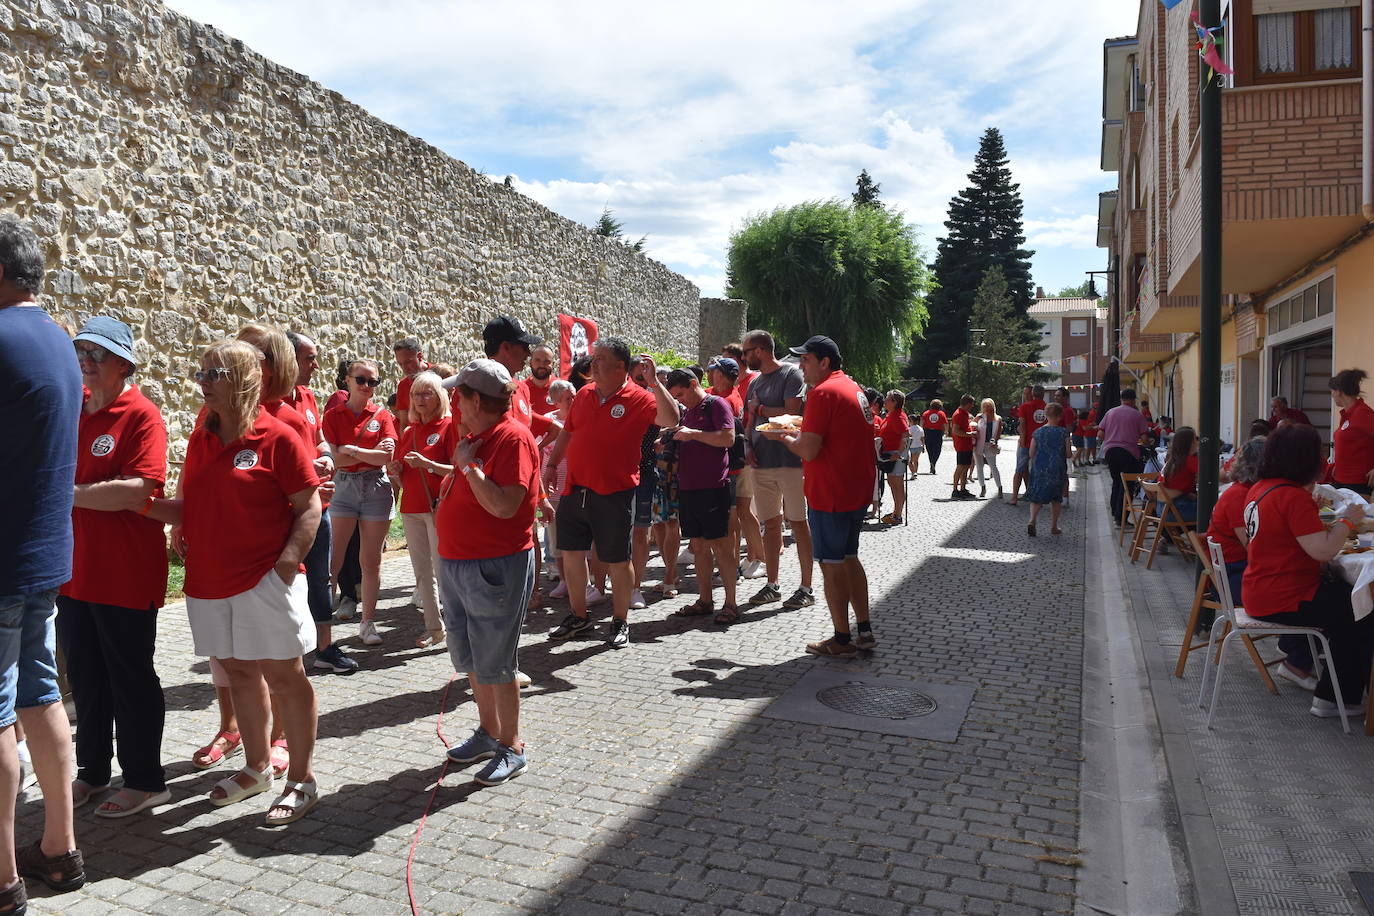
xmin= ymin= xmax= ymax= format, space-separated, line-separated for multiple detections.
xmin=322 ymin=358 xmax=397 ymax=646
xmin=147 ymin=339 xmax=322 ymax=825
xmin=389 ymin=371 xmax=455 ymax=647
xmin=876 ymin=390 xmax=909 ymax=524
xmin=974 ymin=398 xmax=1003 ymax=500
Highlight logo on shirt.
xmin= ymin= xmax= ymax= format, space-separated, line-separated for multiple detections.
xmin=1343 ymin=420 xmax=1351 ymax=431
xmin=519 ymin=399 xmax=530 ymax=415
xmin=426 ymin=433 xmax=440 ymax=446
xmin=306 ymin=409 xmax=317 ymax=425
xmin=1243 ymin=500 xmax=1260 ymax=540
xmin=365 ymin=419 xmax=381 ymax=433
xmin=610 ymin=404 xmax=626 ymax=419
xmin=233 ymin=449 xmax=259 ymax=470
xmin=90 ymin=434 xmax=115 ymax=457
xmin=1034 ymin=409 xmax=1048 ymax=424
xmin=857 ymin=391 xmax=869 ymax=412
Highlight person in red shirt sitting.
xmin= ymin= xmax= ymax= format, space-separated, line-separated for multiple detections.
xmin=1330 ymin=368 xmax=1374 ymax=497
xmin=920 ymin=399 xmax=947 ymax=475
xmin=1159 ymin=427 xmax=1199 ymax=522
xmin=1240 ymin=423 xmax=1374 ymax=719
xmin=949 ymin=394 xmax=976 ymax=500
xmin=147 ymin=340 xmax=323 ymax=825
xmin=1268 ymin=395 xmax=1312 ymax=429
xmin=766 ymin=336 xmax=877 ymax=657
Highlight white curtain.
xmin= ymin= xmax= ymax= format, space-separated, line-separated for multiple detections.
xmin=1314 ymin=8 xmax=1354 ymax=70
xmin=1256 ymin=12 xmax=1297 ymax=73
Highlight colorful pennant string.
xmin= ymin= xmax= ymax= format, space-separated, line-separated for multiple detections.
xmin=1190 ymin=11 xmax=1233 ymax=79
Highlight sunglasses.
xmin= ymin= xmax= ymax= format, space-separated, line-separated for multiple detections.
xmin=74 ymin=344 xmax=110 ymax=364
xmin=194 ymin=367 xmax=232 ymax=383
xmin=353 ymin=376 xmax=382 ymax=388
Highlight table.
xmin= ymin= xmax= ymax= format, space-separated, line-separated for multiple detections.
xmin=1331 ymin=550 xmax=1374 ymax=734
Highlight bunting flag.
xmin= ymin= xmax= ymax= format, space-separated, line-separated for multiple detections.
xmin=973 ymin=356 xmax=1072 ymax=369
xmin=1190 ymin=11 xmax=1233 ymax=79
xmin=558 ymin=313 xmax=598 ymax=378
xmin=1159 ymin=0 xmax=1186 ymax=8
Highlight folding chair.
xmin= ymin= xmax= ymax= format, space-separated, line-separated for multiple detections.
xmin=1117 ymin=471 xmax=1157 ymax=548
xmin=1174 ymin=531 xmax=1278 ymax=694
xmin=1198 ymin=538 xmax=1351 ymax=733
xmin=1130 ymin=482 xmax=1196 ymax=568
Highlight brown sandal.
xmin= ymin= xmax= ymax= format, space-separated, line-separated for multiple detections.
xmin=713 ymin=604 xmax=741 ymax=625
xmin=16 ymin=840 xmax=85 ymax=892
xmin=672 ymin=599 xmax=713 ymax=617
xmin=0 ymin=878 xmax=25 ymax=914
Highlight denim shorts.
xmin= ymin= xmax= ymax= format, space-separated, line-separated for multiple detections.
xmin=0 ymin=590 xmax=63 ymax=727
xmin=1071 ymin=435 xmax=1085 ymax=448
xmin=1016 ymin=445 xmax=1031 ymax=474
xmin=632 ymin=477 xmax=657 ymax=529
xmin=808 ymin=508 xmax=865 ymax=564
xmin=331 ymin=469 xmax=395 ymax=521
xmin=440 ymin=550 xmax=534 ymax=685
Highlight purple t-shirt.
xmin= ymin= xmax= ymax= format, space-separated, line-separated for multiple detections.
xmin=677 ymin=394 xmax=733 ymax=490
xmin=1098 ymin=404 xmax=1150 ymax=455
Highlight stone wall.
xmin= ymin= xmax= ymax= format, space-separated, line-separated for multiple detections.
xmin=0 ymin=0 xmax=700 ymax=453
xmin=696 ymin=297 xmax=748 ymax=365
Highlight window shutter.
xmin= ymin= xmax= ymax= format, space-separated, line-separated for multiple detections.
xmin=1251 ymin=0 xmax=1356 ymax=12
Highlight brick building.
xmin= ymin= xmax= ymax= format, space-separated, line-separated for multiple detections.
xmin=1028 ymin=292 xmax=1111 ymax=410
xmin=1097 ymin=0 xmax=1374 ymax=447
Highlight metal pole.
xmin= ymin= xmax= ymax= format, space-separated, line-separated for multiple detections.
xmin=1197 ymin=0 xmax=1223 ymax=532
xmin=965 ymin=322 xmax=971 ymax=393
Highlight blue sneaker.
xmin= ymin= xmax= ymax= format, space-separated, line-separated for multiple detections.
xmin=446 ymin=727 xmax=500 ymax=764
xmin=473 ymin=745 xmax=527 ymax=786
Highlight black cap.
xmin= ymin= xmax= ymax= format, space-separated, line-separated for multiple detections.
xmin=788 ymin=335 xmax=841 ymax=364
xmin=482 ymin=315 xmax=542 ymax=348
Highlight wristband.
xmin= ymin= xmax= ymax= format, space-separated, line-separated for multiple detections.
xmin=137 ymin=497 xmax=155 ymax=516
xmin=463 ymin=462 xmax=481 ymax=476
xmin=1341 ymin=518 xmax=1357 ymax=533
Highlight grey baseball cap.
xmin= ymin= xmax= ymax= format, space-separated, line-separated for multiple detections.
xmin=442 ymin=358 xmax=512 ymax=397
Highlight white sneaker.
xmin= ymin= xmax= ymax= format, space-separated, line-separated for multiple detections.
xmin=543 ymin=562 xmax=559 ymax=581
xmin=630 ymin=589 xmax=646 ymax=610
xmin=335 ymin=597 xmax=357 ymax=621
xmin=550 ymin=580 xmax=569 ymax=599
xmin=360 ymin=619 xmax=383 ymax=645
xmin=586 ymin=585 xmax=607 ymax=605
xmin=741 ymin=560 xmax=764 ymax=579
xmin=515 ymin=670 xmax=532 ymax=688
xmin=1310 ymin=696 xmax=1366 ymax=718
xmin=1276 ymin=661 xmax=1319 ymax=691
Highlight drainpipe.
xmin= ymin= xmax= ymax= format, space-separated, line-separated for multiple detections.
xmin=1365 ymin=0 xmax=1373 ymax=219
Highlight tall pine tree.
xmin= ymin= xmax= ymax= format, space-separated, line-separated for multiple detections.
xmin=852 ymin=169 xmax=882 ymax=208
xmin=910 ymin=128 xmax=1036 ymax=381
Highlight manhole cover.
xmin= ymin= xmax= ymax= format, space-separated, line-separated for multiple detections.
xmin=816 ymin=683 xmax=938 ymax=719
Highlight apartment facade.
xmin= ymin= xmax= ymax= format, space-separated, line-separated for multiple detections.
xmin=1028 ymin=293 xmax=1112 ymax=409
xmin=1098 ymin=0 xmax=1373 ymax=447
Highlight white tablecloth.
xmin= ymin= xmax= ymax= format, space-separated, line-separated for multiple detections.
xmin=1332 ymin=551 xmax=1374 ymax=621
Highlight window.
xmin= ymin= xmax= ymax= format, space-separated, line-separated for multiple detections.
xmin=1069 ymin=356 xmax=1088 ymax=374
xmin=1237 ymin=6 xmax=1360 ymax=85
xmin=1267 ymin=274 xmax=1335 ymax=337
xmin=1070 ymin=319 xmax=1088 ymax=337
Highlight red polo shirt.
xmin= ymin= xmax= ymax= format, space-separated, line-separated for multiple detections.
xmin=1207 ymin=481 xmax=1252 ymax=564
xmin=522 ymin=378 xmax=558 ymax=416
xmin=800 ymin=372 xmax=877 ymax=513
xmin=1015 ymin=399 xmax=1047 ymax=444
xmin=710 ymin=386 xmax=744 ymax=417
xmin=397 ymin=416 xmax=457 ymax=513
xmin=181 ymin=411 xmax=319 ymax=600
xmin=285 ymin=385 xmax=322 ymax=443
xmin=879 ymin=408 xmax=909 ymax=453
xmin=262 ymin=400 xmax=313 ymax=453
xmin=510 ymin=382 xmax=554 ymax=436
xmin=564 ymin=379 xmax=658 ymax=495
xmin=1334 ymin=398 xmax=1374 ymax=484
xmin=735 ymin=370 xmax=757 ymax=405
xmin=322 ymin=401 xmax=398 ymax=472
xmin=436 ymin=415 xmax=539 ymax=559
xmin=921 ymin=409 xmax=947 ymax=431
xmin=61 ymin=385 xmax=168 ymax=610
xmin=1240 ymin=480 xmax=1322 ymax=616
xmin=1163 ymin=453 xmax=1199 ymax=496
xmin=950 ymin=407 xmax=975 ymax=453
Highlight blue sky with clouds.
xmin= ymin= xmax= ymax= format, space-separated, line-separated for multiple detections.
xmin=166 ymin=0 xmax=1140 ymax=297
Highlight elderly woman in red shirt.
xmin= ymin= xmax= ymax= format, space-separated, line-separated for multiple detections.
xmin=876 ymin=391 xmax=910 ymax=524
xmin=1330 ymin=368 xmax=1374 ymax=497
xmin=1240 ymin=424 xmax=1374 ymax=719
xmin=58 ymin=317 xmax=169 ymax=818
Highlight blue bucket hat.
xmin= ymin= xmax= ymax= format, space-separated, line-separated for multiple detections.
xmin=74 ymin=316 xmax=137 ymax=367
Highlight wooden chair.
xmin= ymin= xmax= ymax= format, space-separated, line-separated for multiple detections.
xmin=1117 ymin=471 xmax=1158 ymax=547
xmin=1174 ymin=531 xmax=1278 ymax=694
xmin=1130 ymin=482 xmax=1196 ymax=568
xmin=1156 ymin=487 xmax=1200 ymax=564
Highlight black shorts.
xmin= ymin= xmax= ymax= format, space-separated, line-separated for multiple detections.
xmin=955 ymin=451 xmax=973 ymax=467
xmin=678 ymin=486 xmax=732 ymax=541
xmin=556 ymin=486 xmax=635 ymax=563
xmin=877 ymin=459 xmax=898 ymax=475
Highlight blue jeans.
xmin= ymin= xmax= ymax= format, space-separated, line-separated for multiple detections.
xmin=1159 ymin=496 xmax=1197 ymax=522
xmin=0 ymin=590 xmax=62 ymax=728
xmin=303 ymin=507 xmax=333 ymax=623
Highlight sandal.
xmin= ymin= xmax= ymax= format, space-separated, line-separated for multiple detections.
xmin=264 ymin=779 xmax=320 ymax=827
xmin=94 ymin=787 xmax=172 ymax=819
xmin=71 ymin=778 xmax=110 ymax=808
xmin=651 ymin=582 xmax=679 ymax=599
xmin=269 ymin=739 xmax=290 ymax=779
xmin=0 ymin=877 xmax=25 ymax=914
xmin=415 ymin=629 xmax=445 ymax=648
xmin=192 ymin=729 xmax=242 ymax=771
xmin=672 ymin=599 xmax=714 ymax=618
xmin=16 ymin=840 xmax=84 ymax=892
xmin=208 ymin=764 xmax=273 ymax=807
xmin=713 ymin=604 xmax=741 ymax=625
xmin=526 ymin=587 xmax=543 ymax=611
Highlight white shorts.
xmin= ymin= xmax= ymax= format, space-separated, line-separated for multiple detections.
xmin=185 ymin=569 xmax=315 ymax=661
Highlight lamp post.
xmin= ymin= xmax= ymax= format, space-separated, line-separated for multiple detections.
xmin=1086 ymin=268 xmax=1112 ymax=396
xmin=965 ymin=324 xmax=986 ymax=396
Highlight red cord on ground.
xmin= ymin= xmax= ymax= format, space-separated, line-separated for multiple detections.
xmin=407 ymin=672 xmax=458 ymax=915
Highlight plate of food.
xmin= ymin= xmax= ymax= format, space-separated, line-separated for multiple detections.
xmin=758 ymin=414 xmax=803 ymax=437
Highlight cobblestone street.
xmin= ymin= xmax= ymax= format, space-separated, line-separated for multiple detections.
xmin=21 ymin=451 xmax=1091 ymax=915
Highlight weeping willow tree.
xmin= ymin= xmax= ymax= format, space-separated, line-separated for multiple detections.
xmin=726 ymin=199 xmax=930 ymax=386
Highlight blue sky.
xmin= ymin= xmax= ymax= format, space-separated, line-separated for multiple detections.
xmin=166 ymin=0 xmax=1141 ymax=297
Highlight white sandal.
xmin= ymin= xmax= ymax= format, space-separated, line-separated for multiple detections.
xmin=94 ymin=788 xmax=172 ymax=819
xmin=264 ymin=779 xmax=319 ymax=826
xmin=208 ymin=765 xmax=273 ymax=807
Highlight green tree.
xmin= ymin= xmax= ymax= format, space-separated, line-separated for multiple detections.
xmin=1055 ymin=280 xmax=1094 ymax=298
xmin=936 ymin=266 xmax=1047 ymax=409
xmin=593 ymin=206 xmax=647 ymax=252
xmin=910 ymin=127 xmax=1036 ymax=379
xmin=852 ymin=169 xmax=882 ymax=208
xmin=727 ymin=199 xmax=930 ymax=386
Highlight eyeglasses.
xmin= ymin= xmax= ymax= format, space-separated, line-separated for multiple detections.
xmin=353 ymin=376 xmax=382 ymax=388
xmin=74 ymin=344 xmax=110 ymax=364
xmin=194 ymin=368 xmax=232 ymax=383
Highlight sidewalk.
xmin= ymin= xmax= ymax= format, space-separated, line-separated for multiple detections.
xmin=20 ymin=453 xmax=1090 ymax=915
xmin=1096 ymin=470 xmax=1374 ymax=915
